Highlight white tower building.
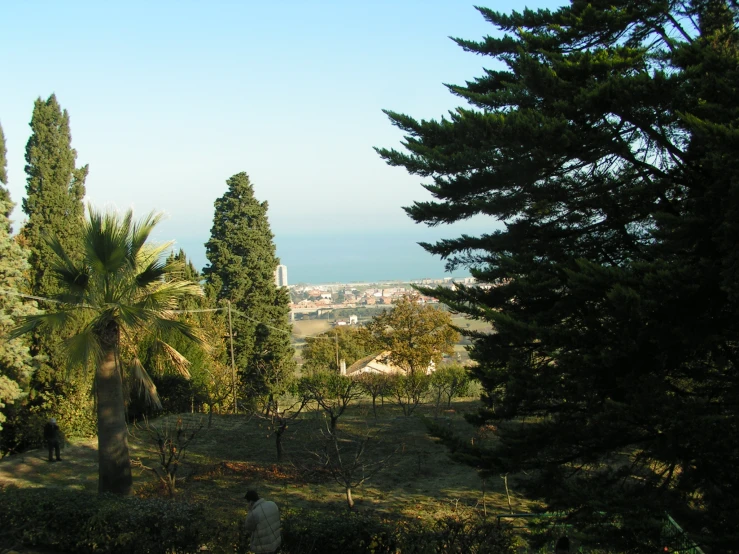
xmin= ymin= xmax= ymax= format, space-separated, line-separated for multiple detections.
xmin=274 ymin=264 xmax=288 ymax=287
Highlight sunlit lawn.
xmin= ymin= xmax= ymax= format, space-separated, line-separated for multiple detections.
xmin=0 ymin=399 xmax=534 ymax=526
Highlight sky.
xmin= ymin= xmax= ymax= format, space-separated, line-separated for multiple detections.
xmin=1 ymin=0 xmax=567 ymax=283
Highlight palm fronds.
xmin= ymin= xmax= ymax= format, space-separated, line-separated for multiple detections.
xmin=12 ymin=205 xmax=205 ymax=406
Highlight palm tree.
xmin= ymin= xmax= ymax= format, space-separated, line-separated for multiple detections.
xmin=12 ymin=207 xmax=202 ymax=494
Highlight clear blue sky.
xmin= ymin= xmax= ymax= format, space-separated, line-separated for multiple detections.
xmin=1 ymin=0 xmax=566 ymax=282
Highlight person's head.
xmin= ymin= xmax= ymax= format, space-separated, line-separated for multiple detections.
xmin=245 ymin=489 xmax=259 ymax=507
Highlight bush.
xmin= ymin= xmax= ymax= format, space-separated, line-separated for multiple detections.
xmin=281 ymin=508 xmax=396 ymax=553
xmin=151 ymin=375 xmax=203 ymax=415
xmin=0 ymin=488 xmax=517 ymax=553
xmin=1 ymin=377 xmax=96 ymax=456
xmin=0 ymin=487 xmax=207 ymax=553
xmin=397 ymin=515 xmax=518 ymax=553
xmin=280 ymin=508 xmax=516 ymax=554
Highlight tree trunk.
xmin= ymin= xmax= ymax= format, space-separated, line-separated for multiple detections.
xmin=372 ymin=396 xmax=377 ymax=419
xmin=96 ymin=323 xmax=132 ymax=495
xmin=345 ymin=486 xmax=354 ymax=510
xmin=276 ymin=429 xmax=284 ymax=462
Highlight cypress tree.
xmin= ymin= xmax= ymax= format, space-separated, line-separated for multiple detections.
xmin=203 ymin=172 xmax=295 ymax=403
xmin=0 ymin=122 xmax=11 ymax=224
xmin=22 ymin=94 xmax=87 ymax=298
xmin=378 ymin=2 xmax=739 ymax=551
xmin=20 ymin=94 xmax=89 ymax=421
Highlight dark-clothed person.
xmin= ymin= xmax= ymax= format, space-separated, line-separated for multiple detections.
xmin=43 ymin=418 xmax=62 ymax=462
xmin=244 ymin=489 xmax=281 ymax=554
xmin=555 ymin=536 xmax=570 ymax=553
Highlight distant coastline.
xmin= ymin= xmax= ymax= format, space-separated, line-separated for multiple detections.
xmin=177 ymin=231 xmax=474 ymax=285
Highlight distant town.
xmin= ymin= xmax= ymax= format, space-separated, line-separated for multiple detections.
xmin=274 ymin=264 xmax=480 ymax=321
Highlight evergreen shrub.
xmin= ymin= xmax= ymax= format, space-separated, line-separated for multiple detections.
xmin=0 ymin=487 xmax=206 ymax=553
xmin=0 ymin=488 xmax=517 ymax=553
xmin=280 ymin=508 xmax=516 ymax=554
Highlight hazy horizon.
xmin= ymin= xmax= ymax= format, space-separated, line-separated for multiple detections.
xmin=175 ymin=228 xmax=475 ymax=285
xmin=2 ymin=0 xmax=564 ymax=272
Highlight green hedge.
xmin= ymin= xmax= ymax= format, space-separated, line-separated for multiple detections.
xmin=0 ymin=488 xmax=207 ymax=553
xmin=0 ymin=487 xmax=517 ymax=553
xmin=280 ymin=508 xmax=516 ymax=554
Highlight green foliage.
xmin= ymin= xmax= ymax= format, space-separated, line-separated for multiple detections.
xmin=3 ymin=372 xmax=97 ymax=455
xmin=0 ymin=489 xmax=517 ymax=554
xmin=0 ymin=197 xmax=40 ymax=433
xmin=429 ymin=365 xmax=471 ymax=415
xmin=0 ymin=487 xmax=207 ymax=553
xmin=397 ymin=514 xmax=518 ymax=554
xmin=386 ymin=371 xmax=430 ymax=417
xmin=170 ymin=250 xmax=233 ymax=414
xmin=299 ymin=371 xmax=361 ymax=430
xmin=150 ymin=374 xmax=201 ymax=415
xmin=280 ymin=508 xmax=517 ymax=554
xmin=21 ymin=95 xmax=87 ymax=285
xmin=302 ymin=325 xmax=377 ymax=373
xmin=39 ymin=374 xmax=97 ymax=438
xmin=367 ymin=296 xmax=458 ymax=374
xmin=0 ymin=122 xmax=10 ymax=221
xmin=133 ymin=249 xmax=233 ymax=417
xmin=204 ymin=172 xmax=295 ymax=402
xmin=20 ymin=94 xmax=87 ymax=394
xmin=378 ymin=1 xmax=739 ymax=550
xmin=355 ymin=371 xmax=391 ymax=418
xmin=281 ymin=508 xmax=395 ymax=553
xmin=10 ymin=207 xmax=203 ymax=494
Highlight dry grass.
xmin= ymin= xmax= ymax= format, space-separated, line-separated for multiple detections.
xmin=0 ymin=399 xmax=534 ymax=524
xmin=291 ymin=319 xmax=332 ymax=338
xmin=451 ymin=316 xmax=494 ymax=334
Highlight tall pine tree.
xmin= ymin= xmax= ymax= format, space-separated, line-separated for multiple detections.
xmin=204 ymin=172 xmax=294 ymax=404
xmin=378 ymin=1 xmax=739 ymax=551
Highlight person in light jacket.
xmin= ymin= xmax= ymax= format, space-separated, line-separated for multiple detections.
xmin=244 ymin=489 xmax=281 ymax=554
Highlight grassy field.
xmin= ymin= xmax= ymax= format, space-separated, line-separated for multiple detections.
xmin=292 ymin=315 xmax=492 ymax=339
xmin=451 ymin=316 xmax=494 ymax=334
xmin=291 ymin=319 xmax=332 ymax=339
xmin=0 ymin=399 xmax=534 ymax=527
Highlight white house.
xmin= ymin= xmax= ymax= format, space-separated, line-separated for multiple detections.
xmin=345 ymin=351 xmax=435 ymax=376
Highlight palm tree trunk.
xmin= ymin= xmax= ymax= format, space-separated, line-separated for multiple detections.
xmin=96 ymin=324 xmax=133 ymax=495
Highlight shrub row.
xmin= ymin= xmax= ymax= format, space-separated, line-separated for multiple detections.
xmin=0 ymin=487 xmax=206 ymax=553
xmin=282 ymin=508 xmax=518 ymax=554
xmin=0 ymin=487 xmax=517 ymax=553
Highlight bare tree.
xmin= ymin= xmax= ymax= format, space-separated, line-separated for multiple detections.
xmin=131 ymin=416 xmax=203 ymax=496
xmin=253 ymin=383 xmax=311 ymax=462
xmin=308 ymin=423 xmax=397 ymax=510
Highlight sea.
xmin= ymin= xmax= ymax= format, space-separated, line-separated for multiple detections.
xmin=177 ymin=231 xmax=472 ymax=285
